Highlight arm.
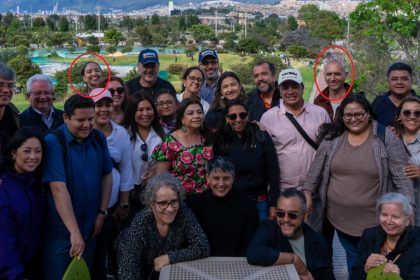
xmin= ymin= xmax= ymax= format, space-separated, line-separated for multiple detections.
xmin=246 ymin=221 xmax=281 ymax=266
xmin=91 ymin=173 xmax=112 ymax=239
xmin=155 ymin=162 xmax=171 ymax=174
xmin=50 ymin=181 xmax=84 ymax=257
xmin=262 ymin=131 xmax=280 ymax=209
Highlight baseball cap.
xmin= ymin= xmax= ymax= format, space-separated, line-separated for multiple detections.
xmin=89 ymin=88 xmax=113 ymax=103
xmin=199 ymin=49 xmax=218 ymax=63
xmin=138 ymin=49 xmax=159 ymax=65
xmin=278 ymin=69 xmax=303 ymax=85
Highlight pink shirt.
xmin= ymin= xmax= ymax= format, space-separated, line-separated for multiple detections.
xmin=260 ymin=100 xmax=330 ymax=190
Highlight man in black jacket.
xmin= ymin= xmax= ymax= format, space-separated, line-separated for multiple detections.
xmin=20 ymin=74 xmax=63 ymax=134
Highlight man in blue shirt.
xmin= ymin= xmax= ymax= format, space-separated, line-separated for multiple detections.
xmin=372 ymin=62 xmax=417 ymax=127
xmin=198 ymin=49 xmax=220 ymax=104
xmin=41 ymin=95 xmax=113 ymax=280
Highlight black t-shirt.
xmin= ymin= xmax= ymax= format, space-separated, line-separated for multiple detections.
xmin=125 ymin=76 xmax=176 ymax=101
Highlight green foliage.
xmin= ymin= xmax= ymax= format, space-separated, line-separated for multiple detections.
xmin=287 ymin=45 xmax=309 ymax=58
xmin=0 ymin=48 xmax=18 ymax=63
xmin=121 ymin=45 xmax=133 ymax=53
xmin=135 ymin=25 xmax=153 ymax=46
xmin=236 ymin=37 xmax=261 ymax=54
xmin=104 ymin=27 xmax=125 ymax=46
xmin=106 ymin=46 xmax=117 ymax=54
xmin=124 ymin=67 xmax=138 ymax=81
xmin=86 ymin=45 xmax=100 ymax=53
xmin=87 ymin=36 xmax=99 ymax=46
xmin=310 ymin=11 xmax=345 ymax=42
xmin=59 ymin=17 xmax=69 ymax=32
xmin=32 ymin=17 xmax=46 ymax=29
xmin=168 ymin=64 xmax=188 ymax=76
xmin=120 ymin=16 xmax=134 ymax=31
xmin=151 ymin=14 xmax=160 ymax=25
xmin=84 ymin=14 xmax=97 ymax=31
xmin=16 ymin=45 xmax=29 ymax=56
xmin=191 ymin=24 xmax=216 ymax=43
xmin=287 ymin=16 xmax=298 ymax=31
xmin=7 ymin=56 xmax=42 ymax=91
xmin=298 ymin=4 xmax=320 ymax=29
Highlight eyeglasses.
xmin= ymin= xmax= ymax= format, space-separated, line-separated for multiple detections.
xmin=141 ymin=143 xmax=148 ymax=162
xmin=343 ymin=111 xmax=367 ymax=121
xmin=156 ymin=100 xmax=175 ymax=107
xmin=276 ymin=210 xmax=301 ymax=220
xmin=227 ymin=112 xmax=248 ymax=121
xmin=109 ymin=87 xmax=125 ymax=96
xmin=153 ymin=199 xmax=179 ymax=210
xmin=201 ymin=60 xmax=218 ymax=66
xmin=401 ymin=110 xmax=420 ymax=118
xmin=188 ymin=76 xmax=203 ymax=83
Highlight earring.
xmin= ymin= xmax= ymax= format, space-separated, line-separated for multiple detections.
xmin=12 ymin=156 xmax=15 ymax=161
xmin=181 ymin=124 xmax=187 ymax=133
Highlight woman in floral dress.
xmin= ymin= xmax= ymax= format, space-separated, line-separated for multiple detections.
xmin=153 ymin=98 xmax=213 ymax=195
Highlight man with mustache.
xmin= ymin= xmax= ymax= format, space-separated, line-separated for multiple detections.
xmin=126 ymin=49 xmax=176 ymax=100
xmin=198 ymin=49 xmax=220 ymax=104
xmin=248 ymin=61 xmax=281 ymax=121
xmin=247 ymin=188 xmax=334 ymax=280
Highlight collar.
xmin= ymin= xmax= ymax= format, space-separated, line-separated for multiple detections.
xmin=203 ymin=80 xmax=217 ymax=89
xmin=61 ymin=124 xmax=96 ymax=145
xmin=135 ymin=127 xmax=157 ymax=144
xmin=32 ymin=106 xmax=54 ymax=118
xmin=278 ymin=99 xmax=307 ymax=115
xmin=321 ymin=83 xmax=352 ymax=98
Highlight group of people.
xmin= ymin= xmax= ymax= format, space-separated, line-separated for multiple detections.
xmin=0 ymin=46 xmax=419 ymax=280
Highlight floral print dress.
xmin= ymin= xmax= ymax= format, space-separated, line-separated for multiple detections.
xmin=152 ymin=134 xmax=213 ymax=194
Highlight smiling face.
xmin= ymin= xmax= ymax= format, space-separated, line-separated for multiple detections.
xmin=276 ymin=196 xmax=305 ymax=239
xmin=135 ymin=100 xmax=154 ymax=129
xmin=152 ymin=186 xmax=179 ymax=226
xmin=279 ymin=80 xmax=304 ymax=109
xmin=12 ymin=137 xmax=42 ymax=173
xmin=343 ymin=102 xmax=371 ymax=135
xmin=0 ymin=77 xmax=14 ymax=106
xmin=379 ymin=202 xmax=410 ymax=238
xmin=226 ymin=105 xmax=248 ymax=136
xmin=108 ymin=80 xmax=125 ymax=108
xmin=220 ymin=76 xmax=241 ymax=101
xmin=199 ymin=56 xmax=220 ymax=83
xmin=156 ymin=93 xmax=177 ymax=118
xmin=28 ymin=80 xmax=54 ymax=115
xmin=82 ymin=62 xmax=102 ymax=89
xmin=324 ymin=61 xmax=347 ymax=92
xmin=207 ymin=170 xmax=234 ymax=198
xmin=182 ymin=103 xmax=203 ymax=130
xmin=184 ymin=69 xmax=204 ymax=96
xmin=399 ymin=101 xmax=420 ymax=134
xmin=64 ymin=108 xmax=95 ymax=141
xmin=94 ymin=99 xmax=113 ymax=126
xmin=138 ymin=62 xmax=159 ymax=85
xmin=252 ymin=63 xmax=276 ymax=95
xmin=388 ymin=70 xmax=413 ymax=97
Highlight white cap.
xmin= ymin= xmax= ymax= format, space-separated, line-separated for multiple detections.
xmin=278 ymin=69 xmax=303 ymax=85
xmin=89 ymin=88 xmax=113 ymax=103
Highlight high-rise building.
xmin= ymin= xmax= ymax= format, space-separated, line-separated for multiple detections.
xmin=168 ymin=1 xmax=174 ymax=16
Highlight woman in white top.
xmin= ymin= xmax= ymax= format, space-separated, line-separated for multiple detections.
xmin=90 ymin=88 xmax=134 ymax=279
xmin=177 ymin=66 xmax=210 ymax=115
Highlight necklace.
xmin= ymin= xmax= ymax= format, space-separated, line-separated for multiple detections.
xmin=381 ymin=240 xmax=395 ymax=256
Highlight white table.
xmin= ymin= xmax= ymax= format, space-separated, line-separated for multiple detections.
xmin=160 ymin=257 xmax=300 ymax=280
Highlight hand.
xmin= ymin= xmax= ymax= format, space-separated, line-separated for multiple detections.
xmin=143 ymin=165 xmax=157 ymax=181
xmin=90 ymin=214 xmax=106 ymax=239
xmin=364 ymin=253 xmax=387 ymax=273
xmin=387 ymin=126 xmax=397 ymax=135
xmin=69 ymin=231 xmax=85 ymax=257
xmin=293 ymin=254 xmax=309 ymax=276
xmin=269 ymin=206 xmax=277 ymax=220
xmin=403 ymin=163 xmax=420 ymax=178
xmin=300 ymin=271 xmax=315 ymax=280
xmin=303 ymin=191 xmax=312 ymax=220
xmin=383 ymin=262 xmax=400 ymax=275
xmin=114 ymin=206 xmax=129 ymax=222
xmin=154 ymin=254 xmax=170 ymax=272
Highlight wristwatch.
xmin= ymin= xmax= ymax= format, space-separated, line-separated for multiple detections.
xmin=97 ymin=209 xmax=108 ymax=216
xmin=119 ymin=203 xmax=130 ymax=209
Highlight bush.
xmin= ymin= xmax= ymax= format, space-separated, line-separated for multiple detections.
xmin=86 ymin=45 xmax=100 ymax=53
xmin=121 ymin=45 xmax=133 ymax=53
xmin=168 ymin=64 xmax=188 ymax=76
xmin=287 ymin=45 xmax=308 ymax=58
xmin=106 ymin=46 xmax=117 ymax=54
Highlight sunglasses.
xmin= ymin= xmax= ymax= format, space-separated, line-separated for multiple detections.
xmin=401 ymin=110 xmax=420 ymax=118
xmin=141 ymin=143 xmax=148 ymax=162
xmin=109 ymin=87 xmax=125 ymax=96
xmin=276 ymin=210 xmax=301 ymax=220
xmin=227 ymin=112 xmax=248 ymax=121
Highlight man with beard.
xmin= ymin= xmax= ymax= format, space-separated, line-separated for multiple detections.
xmin=248 ymin=61 xmax=281 ymax=121
xmin=314 ymin=59 xmax=352 ymax=121
xmin=125 ymin=49 xmax=176 ymax=100
xmin=198 ymin=49 xmax=220 ymax=104
xmin=247 ymin=188 xmax=334 ymax=280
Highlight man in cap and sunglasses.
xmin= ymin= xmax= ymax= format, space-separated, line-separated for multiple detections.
xmin=125 ymin=49 xmax=176 ymax=100
xmin=247 ymin=188 xmax=334 ymax=280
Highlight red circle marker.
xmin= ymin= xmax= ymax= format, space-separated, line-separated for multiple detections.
xmin=313 ymin=45 xmax=355 ymax=102
xmin=67 ymin=52 xmax=111 ymax=99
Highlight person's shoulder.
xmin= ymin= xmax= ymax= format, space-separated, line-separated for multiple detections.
xmin=53 ymin=107 xmax=64 ymax=115
xmin=20 ymin=107 xmax=31 ymax=116
xmin=247 ymin=88 xmax=259 ymax=99
xmin=232 ymin=188 xmax=256 ymax=206
xmin=157 ymin=77 xmax=175 ymax=88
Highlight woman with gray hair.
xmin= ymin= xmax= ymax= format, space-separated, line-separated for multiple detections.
xmin=115 ymin=173 xmax=210 ymax=280
xmin=352 ymin=192 xmax=420 ymax=279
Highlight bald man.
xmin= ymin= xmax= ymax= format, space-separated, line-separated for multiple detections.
xmin=314 ymin=59 xmax=353 ymax=120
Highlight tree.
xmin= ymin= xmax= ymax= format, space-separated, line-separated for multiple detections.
xmin=106 ymin=46 xmax=117 ymax=53
xmin=7 ymin=56 xmax=42 ymax=91
xmin=46 ymin=15 xmax=59 ymax=31
xmin=0 ymin=48 xmax=18 ymax=63
xmin=87 ymin=36 xmax=99 ymax=46
xmin=104 ymin=27 xmax=125 ymax=46
xmin=186 ymin=14 xmax=200 ymax=28
xmin=59 ymin=17 xmax=69 ymax=32
xmin=298 ymin=4 xmax=320 ymax=30
xmin=236 ymin=37 xmax=260 ymax=54
xmin=178 ymin=16 xmax=186 ymax=31
xmin=310 ymin=10 xmax=345 ymax=42
xmin=86 ymin=45 xmax=100 ymax=53
xmin=135 ymin=25 xmax=153 ymax=46
xmin=120 ymin=16 xmax=134 ymax=31
xmin=191 ymin=24 xmax=216 ymax=43
xmin=151 ymin=14 xmax=160 ymax=25
xmin=287 ymin=16 xmax=298 ymax=31
xmin=32 ymin=17 xmax=46 ymax=29
xmin=84 ymin=14 xmax=97 ymax=31
xmin=287 ymin=45 xmax=309 ymax=58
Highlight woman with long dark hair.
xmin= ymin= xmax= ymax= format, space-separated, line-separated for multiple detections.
xmin=99 ymin=76 xmax=128 ymax=124
xmin=177 ymin=66 xmax=210 ymax=114
xmin=155 ymin=89 xmax=178 ymax=134
xmin=213 ymin=99 xmax=279 ymax=221
xmin=81 ymin=61 xmax=102 ymax=94
xmin=0 ymin=127 xmax=45 ymax=279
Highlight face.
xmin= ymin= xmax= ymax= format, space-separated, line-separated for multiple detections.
xmin=182 ymin=103 xmax=203 ymax=129
xmin=94 ymin=99 xmax=113 ymax=126
xmin=220 ymin=76 xmax=241 ymax=101
xmin=135 ymin=100 xmax=154 ymax=129
xmin=199 ymin=56 xmax=220 ymax=83
xmin=324 ymin=61 xmax=347 ymax=92
xmin=12 ymin=137 xmax=42 ymax=173
xmin=0 ymin=77 xmax=14 ymax=106
xmin=64 ymin=108 xmax=95 ymax=141
xmin=343 ymin=102 xmax=371 ymax=135
xmin=152 ymin=186 xmax=179 ymax=226
xmin=138 ymin=62 xmax=159 ymax=84
xmin=226 ymin=105 xmax=248 ymax=135
xmin=399 ymin=101 xmax=420 ymax=134
xmin=379 ymin=203 xmax=410 ymax=237
xmin=207 ymin=170 xmax=234 ymax=198
xmin=108 ymin=80 xmax=125 ymax=107
xmin=279 ymin=81 xmax=304 ymax=108
xmin=156 ymin=93 xmax=177 ymax=118
xmin=388 ymin=70 xmax=413 ymax=96
xmin=28 ymin=80 xmax=54 ymax=114
xmin=82 ymin=62 xmax=102 ymax=89
xmin=184 ymin=69 xmax=204 ymax=96
xmin=276 ymin=196 xmax=305 ymax=239
xmin=252 ymin=63 xmax=276 ymax=94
